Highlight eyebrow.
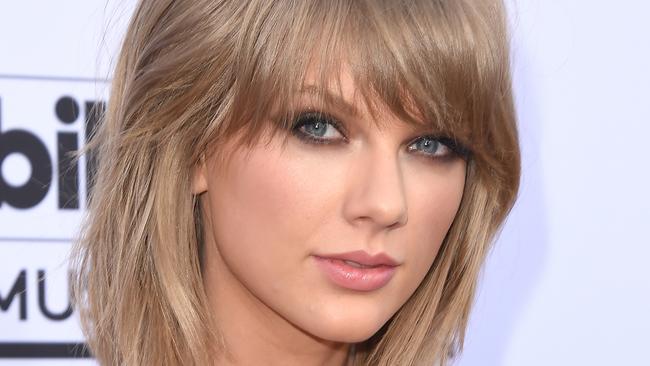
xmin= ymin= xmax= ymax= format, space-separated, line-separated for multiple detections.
xmin=298 ymin=85 xmax=360 ymax=118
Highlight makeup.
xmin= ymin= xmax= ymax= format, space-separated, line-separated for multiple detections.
xmin=312 ymin=251 xmax=399 ymax=291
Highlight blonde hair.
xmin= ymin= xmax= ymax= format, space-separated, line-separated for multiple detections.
xmin=70 ymin=0 xmax=520 ymax=365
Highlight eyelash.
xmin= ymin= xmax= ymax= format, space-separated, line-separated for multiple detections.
xmin=290 ymin=111 xmax=466 ymax=160
xmin=290 ymin=111 xmax=348 ymax=145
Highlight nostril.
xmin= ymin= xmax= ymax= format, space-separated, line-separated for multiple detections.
xmin=393 ymin=213 xmax=408 ymax=227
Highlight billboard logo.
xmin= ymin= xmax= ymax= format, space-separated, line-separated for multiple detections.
xmin=0 ymin=96 xmax=104 ymax=210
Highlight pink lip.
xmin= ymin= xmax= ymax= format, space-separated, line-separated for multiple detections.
xmin=315 ymin=250 xmax=400 ymax=267
xmin=312 ymin=251 xmax=399 ymax=291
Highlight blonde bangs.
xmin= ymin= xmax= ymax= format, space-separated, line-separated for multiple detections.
xmin=221 ymin=1 xmax=512 ymax=167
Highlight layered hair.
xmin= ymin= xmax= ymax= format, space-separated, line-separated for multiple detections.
xmin=70 ymin=0 xmax=520 ymax=365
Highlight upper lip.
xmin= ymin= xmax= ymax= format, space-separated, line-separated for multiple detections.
xmin=314 ymin=250 xmax=400 ymax=267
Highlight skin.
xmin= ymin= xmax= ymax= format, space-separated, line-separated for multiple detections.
xmin=192 ymin=64 xmax=467 ymax=366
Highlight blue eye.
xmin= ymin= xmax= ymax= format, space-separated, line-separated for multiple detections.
xmin=291 ymin=111 xmax=466 ymax=159
xmin=406 ymin=136 xmax=454 ymax=158
xmin=291 ymin=112 xmax=345 ymax=144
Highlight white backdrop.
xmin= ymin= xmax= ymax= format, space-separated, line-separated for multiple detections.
xmin=0 ymin=1 xmax=648 ymax=365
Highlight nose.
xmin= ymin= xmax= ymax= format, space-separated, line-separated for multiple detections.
xmin=342 ymin=146 xmax=408 ymax=230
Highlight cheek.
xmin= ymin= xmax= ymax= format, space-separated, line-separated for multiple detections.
xmin=399 ymin=162 xmax=466 ymax=293
xmin=412 ymin=173 xmax=464 ymax=244
xmin=205 ymin=142 xmax=343 ymax=292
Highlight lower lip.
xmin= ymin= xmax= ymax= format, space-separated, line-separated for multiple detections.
xmin=312 ymin=256 xmax=397 ymax=291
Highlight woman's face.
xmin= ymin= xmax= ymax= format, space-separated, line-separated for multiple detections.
xmin=194 ymin=64 xmax=466 ymax=344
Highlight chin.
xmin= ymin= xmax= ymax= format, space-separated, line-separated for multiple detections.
xmin=303 ymin=307 xmax=391 ymax=343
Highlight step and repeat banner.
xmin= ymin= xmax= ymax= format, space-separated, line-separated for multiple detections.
xmin=1 ymin=1 xmax=649 ymax=365
xmin=0 ymin=82 xmax=104 ymax=359
xmin=0 ymin=1 xmax=127 ymax=365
